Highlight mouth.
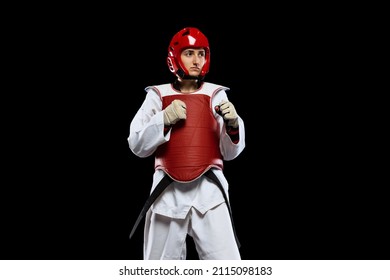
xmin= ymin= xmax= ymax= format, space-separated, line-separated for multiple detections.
xmin=189 ymin=67 xmax=200 ymax=73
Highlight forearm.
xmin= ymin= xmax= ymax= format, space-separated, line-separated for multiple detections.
xmin=128 ymin=110 xmax=168 ymax=158
xmin=220 ymin=116 xmax=246 ymax=160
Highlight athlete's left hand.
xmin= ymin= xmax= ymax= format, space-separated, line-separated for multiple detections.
xmin=218 ymin=100 xmax=239 ymax=128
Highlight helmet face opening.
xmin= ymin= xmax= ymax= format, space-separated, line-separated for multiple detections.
xmin=167 ymin=27 xmax=210 ymax=79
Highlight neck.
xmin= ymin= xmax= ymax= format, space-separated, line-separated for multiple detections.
xmin=176 ymin=79 xmax=199 ymax=93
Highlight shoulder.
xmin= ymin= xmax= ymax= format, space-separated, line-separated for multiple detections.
xmin=145 ymin=83 xmax=181 ymax=98
xmin=144 ymin=83 xmax=171 ymax=93
xmin=202 ymin=82 xmax=230 ymax=93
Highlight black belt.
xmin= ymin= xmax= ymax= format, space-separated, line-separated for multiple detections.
xmin=129 ymin=169 xmax=240 ymax=248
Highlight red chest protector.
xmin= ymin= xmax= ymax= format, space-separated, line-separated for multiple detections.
xmin=130 ymin=83 xmax=240 ymax=248
xmin=154 ymin=89 xmax=223 ymax=182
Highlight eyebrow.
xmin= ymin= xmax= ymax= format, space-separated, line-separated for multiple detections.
xmin=183 ymin=49 xmax=205 ymax=53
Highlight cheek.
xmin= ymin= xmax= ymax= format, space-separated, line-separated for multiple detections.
xmin=187 ymin=59 xmax=197 ymax=68
xmin=180 ymin=57 xmax=190 ymax=65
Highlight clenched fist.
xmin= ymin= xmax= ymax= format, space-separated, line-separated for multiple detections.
xmin=163 ymin=99 xmax=187 ymax=126
xmin=218 ymin=101 xmax=239 ymax=128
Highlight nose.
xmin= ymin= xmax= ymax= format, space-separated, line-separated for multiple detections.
xmin=192 ymin=55 xmax=200 ymax=65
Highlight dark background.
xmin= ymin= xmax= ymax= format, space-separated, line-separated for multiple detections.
xmin=2 ymin=5 xmax=387 ymax=260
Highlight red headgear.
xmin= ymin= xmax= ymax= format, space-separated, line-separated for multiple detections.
xmin=167 ymin=27 xmax=210 ymax=80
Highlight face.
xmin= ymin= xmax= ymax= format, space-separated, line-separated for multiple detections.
xmin=180 ymin=48 xmax=206 ymax=77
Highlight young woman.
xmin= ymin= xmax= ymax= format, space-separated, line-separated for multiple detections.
xmin=128 ymin=27 xmax=245 ymax=260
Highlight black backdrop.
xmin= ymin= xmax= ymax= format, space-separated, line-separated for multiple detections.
xmin=3 ymin=6 xmax=388 ymax=260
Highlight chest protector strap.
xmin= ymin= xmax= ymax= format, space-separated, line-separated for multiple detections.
xmin=129 ymin=170 xmax=240 ymax=249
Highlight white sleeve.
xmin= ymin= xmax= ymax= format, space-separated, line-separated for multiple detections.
xmin=127 ymin=88 xmax=169 ymax=158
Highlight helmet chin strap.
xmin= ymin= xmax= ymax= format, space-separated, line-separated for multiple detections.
xmin=179 ymin=75 xmax=203 ymax=81
xmin=176 ymin=69 xmax=204 ymax=80
xmin=176 ymin=70 xmax=205 ymax=82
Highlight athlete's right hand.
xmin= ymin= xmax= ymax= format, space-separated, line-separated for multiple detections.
xmin=163 ymin=99 xmax=187 ymax=126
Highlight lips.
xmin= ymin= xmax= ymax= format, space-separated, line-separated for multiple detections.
xmin=189 ymin=68 xmax=200 ymax=72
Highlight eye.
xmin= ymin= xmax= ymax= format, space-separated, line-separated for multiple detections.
xmin=184 ymin=50 xmax=194 ymax=56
